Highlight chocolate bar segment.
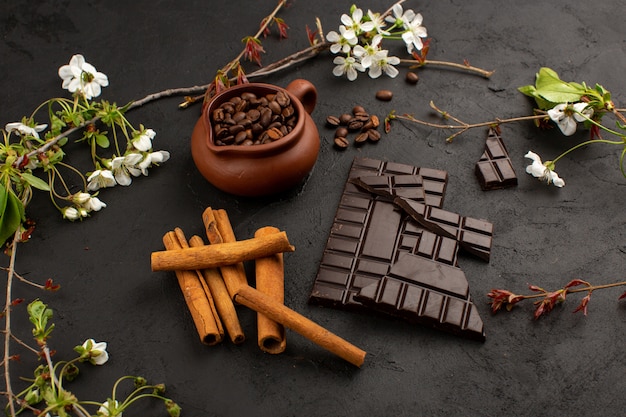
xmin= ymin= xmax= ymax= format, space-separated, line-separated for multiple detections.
xmin=346 ymin=157 xmax=448 ymax=208
xmin=475 ymin=127 xmax=517 ymax=190
xmin=349 ymin=175 xmax=426 ymax=202
xmin=393 ymin=197 xmax=493 ymax=262
xmin=354 ymin=253 xmax=485 ymax=341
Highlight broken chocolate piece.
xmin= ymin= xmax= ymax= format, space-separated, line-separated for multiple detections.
xmin=354 ymin=253 xmax=485 ymax=341
xmin=393 ymin=197 xmax=493 ymax=262
xmin=475 ymin=127 xmax=517 ymax=190
xmin=346 ymin=157 xmax=448 ymax=208
xmin=349 ymin=175 xmax=426 ymax=202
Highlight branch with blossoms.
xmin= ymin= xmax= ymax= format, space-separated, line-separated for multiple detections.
xmin=386 ymin=67 xmax=626 ymax=187
xmin=176 ymin=1 xmax=495 ymax=108
xmin=326 ymin=3 xmax=494 ymax=81
xmin=2 ymin=299 xmax=180 ymax=417
xmin=1 ymin=54 xmax=171 ymax=249
xmin=488 ymin=279 xmax=626 ymax=320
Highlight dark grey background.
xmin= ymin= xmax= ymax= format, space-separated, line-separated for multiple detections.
xmin=2 ymin=1 xmax=625 ymax=416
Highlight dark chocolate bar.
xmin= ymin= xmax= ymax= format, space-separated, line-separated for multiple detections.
xmin=354 ymin=253 xmax=485 ymax=341
xmin=475 ymin=127 xmax=517 ymax=190
xmin=310 ymin=158 xmax=455 ymax=311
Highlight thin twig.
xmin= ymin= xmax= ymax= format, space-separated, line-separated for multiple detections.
xmin=3 ymin=232 xmax=20 ymax=417
xmin=400 ymin=58 xmax=495 ymax=78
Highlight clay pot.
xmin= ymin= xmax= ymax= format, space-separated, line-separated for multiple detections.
xmin=190 ymin=79 xmax=320 ymax=197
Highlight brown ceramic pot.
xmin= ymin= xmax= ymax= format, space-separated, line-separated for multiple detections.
xmin=190 ymin=79 xmax=320 ymax=197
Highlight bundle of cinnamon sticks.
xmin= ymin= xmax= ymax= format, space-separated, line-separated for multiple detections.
xmin=151 ymin=207 xmax=366 ymax=367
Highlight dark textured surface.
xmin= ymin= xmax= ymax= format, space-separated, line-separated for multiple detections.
xmin=2 ymin=1 xmax=626 ymax=416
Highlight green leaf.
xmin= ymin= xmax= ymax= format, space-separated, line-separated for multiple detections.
xmin=21 ymin=172 xmax=51 ymax=191
xmin=95 ymin=133 xmax=110 ymax=148
xmin=533 ymin=67 xmax=585 ymax=104
xmin=0 ymin=183 xmax=25 ymax=246
xmin=27 ymin=299 xmax=55 ymax=343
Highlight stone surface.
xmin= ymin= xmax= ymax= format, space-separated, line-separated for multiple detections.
xmin=1 ymin=1 xmax=625 ymax=416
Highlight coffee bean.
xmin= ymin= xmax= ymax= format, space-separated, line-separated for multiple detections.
xmin=268 ymin=100 xmax=282 ymax=115
xmin=326 ymin=115 xmax=341 ymax=126
xmin=406 ymin=71 xmax=419 ymax=84
xmin=367 ymin=129 xmax=381 ymax=141
xmin=241 ymin=92 xmax=257 ymax=101
xmin=369 ymin=115 xmax=380 ymax=128
xmin=275 ymin=90 xmax=290 ymax=107
xmin=235 ymin=130 xmax=248 ymax=144
xmin=266 ymin=127 xmax=284 ymax=140
xmin=339 ymin=113 xmax=353 ymax=125
xmin=334 ymin=136 xmax=349 ymax=149
xmin=348 ymin=120 xmax=364 ymax=131
xmin=354 ymin=132 xmax=369 ymax=144
xmin=375 ymin=89 xmax=393 ymax=101
xmin=247 ymin=108 xmax=261 ymax=122
xmin=335 ymin=127 xmax=349 ymax=138
xmin=259 ymin=108 xmax=272 ymax=127
xmin=352 ymin=105 xmax=366 ymax=114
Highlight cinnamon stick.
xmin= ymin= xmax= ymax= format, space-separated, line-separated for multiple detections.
xmin=150 ymin=232 xmax=295 ymax=272
xmin=233 ymin=285 xmax=366 ymax=367
xmin=254 ymin=226 xmax=286 ymax=354
xmin=162 ymin=230 xmax=224 ymax=346
xmin=201 ymin=208 xmax=249 ymax=297
xmin=189 ymin=235 xmax=245 ymax=344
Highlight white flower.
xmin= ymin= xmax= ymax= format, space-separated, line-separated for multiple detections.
xmin=326 ymin=25 xmax=358 ymax=54
xmin=401 ymin=13 xmax=428 ymax=53
xmin=353 ymin=34 xmax=383 ymax=68
xmin=366 ymin=50 xmax=400 ymax=79
xmin=385 ymin=3 xmax=416 ymax=26
xmin=524 ymin=151 xmax=565 ymax=187
xmin=87 ymin=169 xmax=116 ymax=191
xmin=71 ymin=192 xmax=92 ymax=204
xmin=62 ymin=207 xmax=80 ymax=220
xmin=83 ymin=195 xmax=107 ymax=212
xmin=58 ymin=54 xmax=109 ymax=99
xmin=547 ymin=102 xmax=593 ymax=136
xmin=132 ymin=128 xmax=156 ymax=152
xmin=98 ymin=400 xmax=121 ymax=417
xmin=137 ymin=150 xmax=171 ymax=175
xmin=340 ymin=7 xmax=375 ymax=40
xmin=5 ymin=122 xmax=47 ymax=139
xmin=81 ymin=338 xmax=110 ymax=365
xmin=332 ymin=56 xmax=365 ymax=81
xmin=367 ymin=10 xmax=390 ymax=36
xmin=111 ymin=153 xmax=143 ymax=186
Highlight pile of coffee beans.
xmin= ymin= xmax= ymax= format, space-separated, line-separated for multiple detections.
xmin=211 ymin=90 xmax=297 ymax=146
xmin=326 ymin=106 xmax=381 ymax=149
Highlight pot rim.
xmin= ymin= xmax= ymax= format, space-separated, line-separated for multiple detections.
xmin=202 ymin=82 xmax=305 ymax=156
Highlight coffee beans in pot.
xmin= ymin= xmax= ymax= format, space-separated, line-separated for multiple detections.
xmin=211 ymin=90 xmax=297 ymax=146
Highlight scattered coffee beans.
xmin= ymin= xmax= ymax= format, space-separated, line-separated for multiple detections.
xmin=327 ymin=105 xmax=381 ymax=150
xmin=375 ymin=89 xmax=393 ymax=101
xmin=211 ymin=90 xmax=297 ymax=146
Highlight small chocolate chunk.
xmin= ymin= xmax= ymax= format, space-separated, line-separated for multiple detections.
xmin=475 ymin=127 xmax=518 ymax=190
